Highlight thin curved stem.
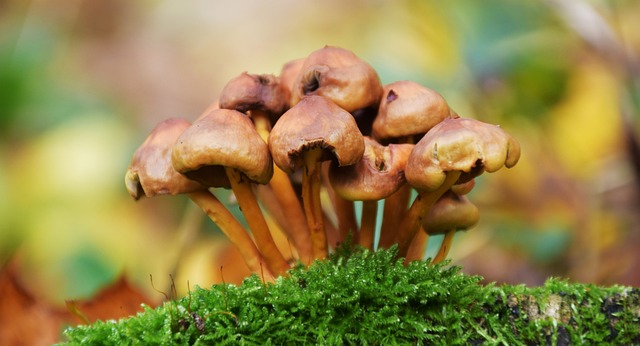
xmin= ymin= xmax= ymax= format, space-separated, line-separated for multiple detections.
xmin=432 ymin=229 xmax=455 ymax=264
xmin=186 ymin=190 xmax=275 ymax=283
xmin=396 ymin=171 xmax=462 ymax=258
xmin=225 ymin=167 xmax=290 ymax=276
xmin=358 ymin=200 xmax=378 ymax=250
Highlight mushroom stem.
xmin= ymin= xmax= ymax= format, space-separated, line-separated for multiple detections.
xmin=302 ymin=148 xmax=328 ymax=259
xmin=432 ymin=229 xmax=455 ymax=264
xmin=333 ymin=194 xmax=359 ymax=244
xmin=224 ymin=167 xmax=290 ymax=276
xmin=378 ymin=184 xmax=412 ymax=248
xmin=396 ymin=171 xmax=462 ymax=258
xmin=185 ymin=190 xmax=275 ymax=283
xmin=358 ymin=200 xmax=378 ymax=250
xmin=252 ymin=110 xmax=314 ymax=265
xmin=405 ymin=227 xmax=429 ymax=262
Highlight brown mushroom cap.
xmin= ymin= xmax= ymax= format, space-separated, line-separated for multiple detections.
xmin=372 ymin=80 xmax=454 ymax=143
xmin=268 ymin=95 xmax=365 ymax=174
xmin=125 ymin=118 xmax=205 ymax=200
xmin=405 ymin=117 xmax=521 ymax=192
xmin=219 ymin=72 xmax=290 ymax=124
xmin=422 ymin=191 xmax=480 ymax=234
xmin=329 ymin=137 xmax=413 ymax=201
xmin=290 ymin=46 xmax=382 ymax=113
xmin=172 ymin=109 xmax=273 ymax=187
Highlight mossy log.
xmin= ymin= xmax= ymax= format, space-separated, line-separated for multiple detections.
xmin=61 ymin=246 xmax=640 ymax=345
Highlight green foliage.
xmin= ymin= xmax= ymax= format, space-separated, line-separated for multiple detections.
xmin=62 ymin=246 xmax=639 ymax=345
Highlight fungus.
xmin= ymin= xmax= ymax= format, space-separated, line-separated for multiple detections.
xmin=371 ymin=80 xmax=455 ymax=248
xmin=219 ymin=72 xmax=313 ymax=265
xmin=290 ymin=46 xmax=383 ymax=134
xmin=172 ymin=109 xmax=290 ymax=276
xmin=396 ymin=117 xmax=521 ymax=258
xmin=328 ymin=137 xmax=413 ymax=250
xmin=125 ymin=118 xmax=275 ymax=281
xmin=405 ymin=190 xmax=479 ymax=263
xmin=269 ymin=95 xmax=365 ymax=259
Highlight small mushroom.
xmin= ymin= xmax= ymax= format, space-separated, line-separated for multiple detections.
xmin=125 ymin=118 xmax=275 ymax=282
xmin=291 ymin=46 xmax=383 ymax=134
xmin=172 ymin=109 xmax=290 ymax=276
xmin=269 ymin=95 xmax=365 ymax=259
xmin=219 ymin=72 xmax=313 ymax=265
xmin=424 ymin=191 xmax=480 ymax=264
xmin=405 ymin=190 xmax=479 ymax=263
xmin=372 ymin=81 xmax=456 ymax=249
xmin=396 ymin=117 xmax=521 ymax=258
xmin=329 ymin=137 xmax=413 ymax=249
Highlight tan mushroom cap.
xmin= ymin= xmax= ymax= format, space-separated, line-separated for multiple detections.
xmin=405 ymin=117 xmax=521 ymax=192
xmin=422 ymin=191 xmax=480 ymax=234
xmin=329 ymin=137 xmax=413 ymax=201
xmin=125 ymin=118 xmax=205 ymax=200
xmin=372 ymin=80 xmax=454 ymax=142
xmin=219 ymin=72 xmax=290 ymax=123
xmin=172 ymin=109 xmax=274 ymax=187
xmin=268 ymin=95 xmax=365 ymax=174
xmin=290 ymin=46 xmax=382 ymax=113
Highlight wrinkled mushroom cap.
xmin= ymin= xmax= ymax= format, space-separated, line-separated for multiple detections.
xmin=422 ymin=191 xmax=480 ymax=234
xmin=405 ymin=117 xmax=521 ymax=191
xmin=219 ymin=72 xmax=290 ymax=124
xmin=329 ymin=137 xmax=413 ymax=201
xmin=172 ymin=109 xmax=274 ymax=187
xmin=290 ymin=46 xmax=382 ymax=113
xmin=268 ymin=95 xmax=365 ymax=174
xmin=125 ymin=118 xmax=205 ymax=200
xmin=372 ymin=80 xmax=454 ymax=142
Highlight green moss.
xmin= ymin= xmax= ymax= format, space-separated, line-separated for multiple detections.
xmin=61 ymin=246 xmax=639 ymax=345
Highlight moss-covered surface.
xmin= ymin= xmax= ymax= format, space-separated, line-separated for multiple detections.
xmin=61 ymin=246 xmax=640 ymax=345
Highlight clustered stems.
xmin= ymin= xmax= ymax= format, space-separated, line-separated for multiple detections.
xmin=125 ymin=46 xmax=521 ymax=282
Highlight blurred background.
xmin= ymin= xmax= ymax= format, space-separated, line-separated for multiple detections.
xmin=1 ymin=0 xmax=640 ymax=343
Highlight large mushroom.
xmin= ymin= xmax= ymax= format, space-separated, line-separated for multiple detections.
xmin=172 ymin=109 xmax=290 ymax=276
xmin=328 ymin=137 xmax=413 ymax=250
xmin=269 ymin=95 xmax=365 ymax=259
xmin=125 ymin=118 xmax=275 ymax=282
xmin=219 ymin=72 xmax=313 ymax=265
xmin=371 ymin=81 xmax=455 ymax=248
xmin=396 ymin=117 xmax=521 ymax=258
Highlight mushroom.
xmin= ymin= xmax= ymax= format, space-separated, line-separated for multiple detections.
xmin=290 ymin=45 xmax=383 ymax=134
xmin=125 ymin=118 xmax=275 ymax=282
xmin=172 ymin=109 xmax=290 ymax=276
xmin=328 ymin=137 xmax=413 ymax=250
xmin=269 ymin=95 xmax=365 ymax=259
xmin=396 ymin=117 xmax=521 ymax=258
xmin=372 ymin=80 xmax=455 ymax=248
xmin=405 ymin=190 xmax=479 ymax=263
xmin=219 ymin=72 xmax=313 ymax=265
xmin=424 ymin=191 xmax=480 ymax=264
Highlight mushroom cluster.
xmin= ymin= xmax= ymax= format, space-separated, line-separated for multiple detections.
xmin=125 ymin=46 xmax=521 ymax=281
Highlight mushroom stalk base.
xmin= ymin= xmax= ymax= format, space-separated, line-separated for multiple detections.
xmin=186 ymin=190 xmax=275 ymax=283
xmin=378 ymin=184 xmax=412 ymax=248
xmin=358 ymin=200 xmax=378 ymax=250
xmin=432 ymin=229 xmax=455 ymax=264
